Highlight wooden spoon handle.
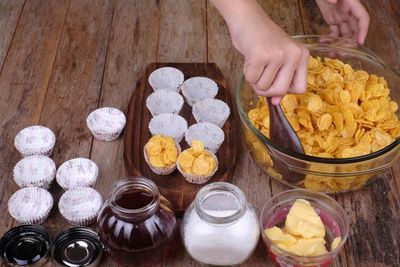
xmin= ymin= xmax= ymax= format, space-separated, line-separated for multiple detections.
xmin=267 ymin=97 xmax=304 ymax=153
xmin=266 ymin=97 xmax=305 ymax=184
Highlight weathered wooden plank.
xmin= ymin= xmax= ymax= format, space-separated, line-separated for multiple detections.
xmin=0 ymin=0 xmax=69 ymax=235
xmin=0 ymin=1 xmax=397 ymax=267
xmin=158 ymin=0 xmax=207 ymax=63
xmin=206 ymin=0 xmax=315 ymax=266
xmin=157 ymin=1 xmax=207 ymax=266
xmin=87 ymin=0 xmax=160 ymax=265
xmin=207 ymin=3 xmax=270 ymax=267
xmin=39 ymin=0 xmax=115 ymax=162
xmin=276 ymin=1 xmax=352 ymax=265
xmin=363 ymin=0 xmax=400 ymax=73
xmin=340 ymin=1 xmax=400 ymax=266
xmin=36 ymin=0 xmax=115 ymax=255
xmin=0 ymin=0 xmax=25 ymax=72
xmin=90 ymin=0 xmax=160 ymax=193
xmin=255 ymin=0 xmax=308 ymax=199
xmin=206 ymin=1 xmax=243 ymax=96
xmin=339 ymin=174 xmax=400 ymax=267
xmin=297 ymin=0 xmax=329 ymax=37
xmin=361 ymin=0 xmax=400 ymax=201
xmin=299 ymin=0 xmax=400 ymax=266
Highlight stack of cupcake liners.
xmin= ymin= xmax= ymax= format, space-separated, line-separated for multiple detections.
xmin=58 ymin=187 xmax=103 ymax=226
xmin=13 ymin=155 xmax=56 ymax=190
xmin=55 ymin=157 xmax=102 ymax=226
xmin=86 ymin=107 xmax=126 ymax=142
xmin=145 ymin=67 xmax=232 ymax=183
xmin=8 ymin=187 xmax=54 ymax=225
xmin=9 ymin=125 xmax=57 ymax=225
xmin=56 ymin=158 xmax=99 ymax=190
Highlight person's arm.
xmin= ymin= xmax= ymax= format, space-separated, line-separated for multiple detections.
xmin=210 ymin=0 xmax=309 ymax=105
xmin=210 ymin=0 xmax=370 ymax=104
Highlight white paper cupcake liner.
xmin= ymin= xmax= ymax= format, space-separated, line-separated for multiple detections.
xmin=148 ymin=67 xmax=184 ymax=92
xmin=193 ymin=98 xmax=231 ymax=128
xmin=86 ymin=107 xmax=126 ymax=141
xmin=8 ymin=187 xmax=53 ymax=225
xmin=14 ymin=125 xmax=56 ymax=157
xmin=180 ymin=77 xmax=219 ymax=107
xmin=177 ymin=150 xmax=219 ymax=184
xmin=13 ymin=155 xmax=56 ymax=190
xmin=149 ymin=113 xmax=188 ymax=143
xmin=144 ymin=142 xmax=181 ymax=175
xmin=59 ymin=187 xmax=103 ymax=226
xmin=146 ymin=90 xmax=184 ymax=117
xmin=185 ymin=122 xmax=225 ymax=153
xmin=56 ymin=158 xmax=99 ymax=190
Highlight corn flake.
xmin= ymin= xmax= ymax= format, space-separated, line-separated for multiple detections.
xmin=247 ymin=56 xmax=400 ymax=192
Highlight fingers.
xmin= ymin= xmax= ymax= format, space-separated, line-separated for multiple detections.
xmin=329 ymin=25 xmax=340 ymax=37
xmin=289 ymin=48 xmax=309 ymax=95
xmin=265 ymin=62 xmax=297 ymax=98
xmin=255 ymin=63 xmax=281 ymax=91
xmin=348 ymin=16 xmax=358 ymax=41
xmin=271 ymin=96 xmax=282 ymax=105
xmin=356 ymin=15 xmax=369 ymax=44
xmin=349 ymin=1 xmax=370 ymax=44
xmin=244 ymin=42 xmax=307 ymax=101
xmin=251 ymin=63 xmax=294 ymax=97
xmin=243 ymin=56 xmax=266 ymax=84
xmin=339 ymin=22 xmax=352 ymax=39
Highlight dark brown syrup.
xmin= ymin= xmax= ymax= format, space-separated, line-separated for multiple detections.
xmin=98 ymin=190 xmax=177 ymax=266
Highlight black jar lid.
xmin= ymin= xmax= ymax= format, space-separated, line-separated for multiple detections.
xmin=52 ymin=227 xmax=103 ymax=267
xmin=0 ymin=225 xmax=51 ymax=266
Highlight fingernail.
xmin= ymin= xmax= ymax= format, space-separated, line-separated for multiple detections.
xmin=272 ymin=97 xmax=282 ymax=105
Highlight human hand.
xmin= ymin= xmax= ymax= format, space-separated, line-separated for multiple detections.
xmin=316 ymin=0 xmax=370 ymax=44
xmin=210 ymin=0 xmax=309 ymax=105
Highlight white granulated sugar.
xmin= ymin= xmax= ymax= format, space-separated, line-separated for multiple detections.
xmin=183 ymin=208 xmax=260 ymax=266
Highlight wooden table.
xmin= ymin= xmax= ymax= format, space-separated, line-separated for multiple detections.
xmin=0 ymin=1 xmax=399 ymax=266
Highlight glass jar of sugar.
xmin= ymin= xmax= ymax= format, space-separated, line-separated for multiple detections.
xmin=181 ymin=182 xmax=260 ymax=266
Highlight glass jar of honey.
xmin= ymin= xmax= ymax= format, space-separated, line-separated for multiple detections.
xmin=97 ymin=177 xmax=177 ymax=266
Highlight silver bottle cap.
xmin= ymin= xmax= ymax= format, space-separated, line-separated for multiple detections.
xmin=52 ymin=227 xmax=103 ymax=267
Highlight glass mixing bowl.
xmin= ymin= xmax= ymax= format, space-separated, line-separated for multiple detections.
xmin=237 ymin=35 xmax=400 ymax=193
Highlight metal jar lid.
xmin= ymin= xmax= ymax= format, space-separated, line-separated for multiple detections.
xmin=52 ymin=227 xmax=103 ymax=267
xmin=0 ymin=225 xmax=51 ymax=266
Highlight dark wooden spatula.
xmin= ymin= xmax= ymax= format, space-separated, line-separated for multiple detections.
xmin=266 ymin=97 xmax=304 ymax=153
xmin=266 ymin=97 xmax=305 ymax=184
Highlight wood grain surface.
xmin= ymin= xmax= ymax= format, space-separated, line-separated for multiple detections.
xmin=0 ymin=0 xmax=69 ymax=237
xmin=0 ymin=0 xmax=399 ymax=266
xmin=299 ymin=1 xmax=400 ymax=266
xmin=0 ymin=0 xmax=24 ymax=71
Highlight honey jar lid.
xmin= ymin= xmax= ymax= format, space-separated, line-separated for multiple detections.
xmin=52 ymin=227 xmax=103 ymax=267
xmin=0 ymin=225 xmax=51 ymax=266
